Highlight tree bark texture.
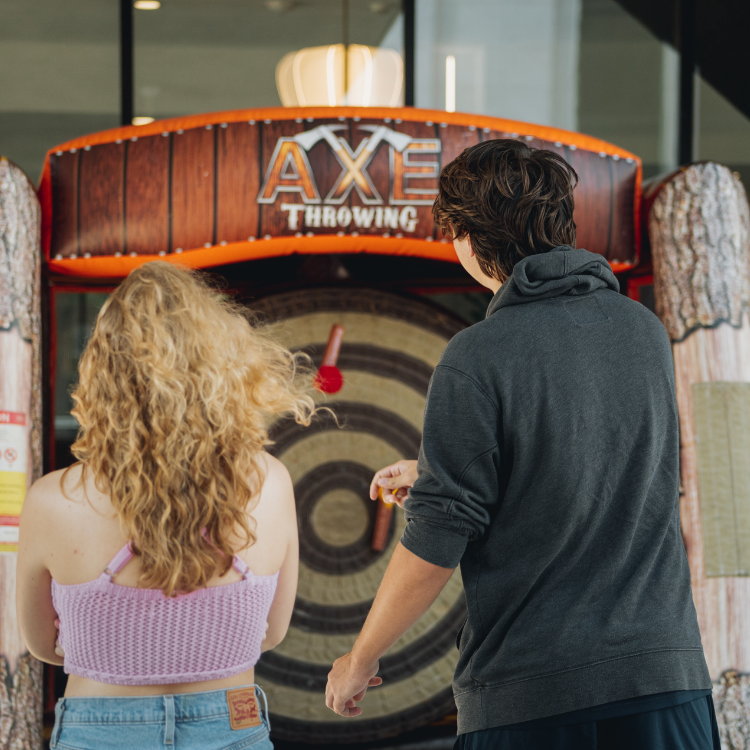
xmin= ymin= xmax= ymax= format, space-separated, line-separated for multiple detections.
xmin=715 ymin=671 xmax=750 ymax=750
xmin=0 ymin=157 xmax=43 ymax=750
xmin=650 ymin=162 xmax=750 ymax=344
xmin=649 ymin=161 xmax=750 ymax=748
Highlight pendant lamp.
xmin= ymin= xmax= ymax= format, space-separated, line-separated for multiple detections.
xmin=276 ymin=43 xmax=403 ymax=107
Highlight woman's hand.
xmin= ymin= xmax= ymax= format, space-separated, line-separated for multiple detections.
xmin=369 ymin=460 xmax=418 ymax=509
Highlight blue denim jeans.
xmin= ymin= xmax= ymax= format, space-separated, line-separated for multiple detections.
xmin=50 ymin=685 xmax=273 ymax=750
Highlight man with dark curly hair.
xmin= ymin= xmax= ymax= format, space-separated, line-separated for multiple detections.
xmin=326 ymin=140 xmax=718 ymax=749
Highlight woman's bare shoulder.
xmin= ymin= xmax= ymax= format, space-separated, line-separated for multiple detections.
xmin=25 ymin=465 xmax=79 ymax=508
xmin=260 ymin=452 xmax=292 ymax=487
xmin=20 ymin=466 xmax=84 ymax=548
xmin=261 ymin=451 xmax=292 ymax=495
xmin=254 ymin=453 xmax=294 ymax=516
xmin=23 ymin=464 xmax=109 ymax=527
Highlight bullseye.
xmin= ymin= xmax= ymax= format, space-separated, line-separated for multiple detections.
xmin=311 ymin=489 xmax=370 ymax=547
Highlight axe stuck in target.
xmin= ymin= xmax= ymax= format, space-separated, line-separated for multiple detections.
xmin=312 ymin=323 xmax=400 ymax=552
xmin=314 ymin=324 xmax=345 ymax=394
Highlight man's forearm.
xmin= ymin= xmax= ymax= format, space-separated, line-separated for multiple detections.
xmin=351 ymin=542 xmax=456 ymax=667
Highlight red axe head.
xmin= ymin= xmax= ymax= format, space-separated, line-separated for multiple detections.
xmin=315 ymin=324 xmax=345 ymax=395
xmin=315 ymin=365 xmax=343 ymax=394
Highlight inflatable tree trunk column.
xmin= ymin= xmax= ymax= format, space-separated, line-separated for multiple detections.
xmin=0 ymin=157 xmax=43 ymax=750
xmin=649 ymin=162 xmax=750 ymax=749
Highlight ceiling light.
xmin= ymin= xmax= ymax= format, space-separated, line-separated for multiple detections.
xmin=265 ymin=0 xmax=296 ymax=11
xmin=132 ymin=116 xmax=155 ymax=126
xmin=277 ymin=44 xmax=403 ymax=107
xmin=134 ymin=1 xmax=161 ymax=9
xmin=445 ymin=55 xmax=456 ymax=112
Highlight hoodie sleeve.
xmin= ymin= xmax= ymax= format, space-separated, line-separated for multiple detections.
xmin=400 ymin=364 xmax=501 ymax=569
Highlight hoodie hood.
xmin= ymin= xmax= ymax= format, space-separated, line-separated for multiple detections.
xmin=487 ymin=246 xmax=619 ymax=318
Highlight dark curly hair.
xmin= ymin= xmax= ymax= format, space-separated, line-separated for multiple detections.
xmin=433 ymin=139 xmax=578 ymax=282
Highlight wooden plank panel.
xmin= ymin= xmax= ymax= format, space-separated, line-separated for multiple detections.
xmin=216 ymin=121 xmax=260 ymax=244
xmin=258 ymin=118 xmax=307 ymax=239
xmin=44 ymin=110 xmax=639 ymax=269
xmin=523 ymin=135 xmax=567 ymax=162
xmin=609 ymin=156 xmax=637 ymax=264
xmin=439 ymin=123 xmax=481 ymax=168
xmin=79 ymin=142 xmax=125 ymax=257
xmin=50 ymin=150 xmax=79 ymax=259
xmin=567 ymin=148 xmax=612 ymax=258
xmin=390 ymin=119 xmax=441 ymax=240
xmin=349 ymin=116 xmax=392 ymax=237
xmin=300 ymin=116 xmax=347 ymax=237
xmin=171 ymin=125 xmax=215 ymax=252
xmin=126 ymin=133 xmax=170 ymax=255
xmin=310 ymin=117 xmax=351 ymax=210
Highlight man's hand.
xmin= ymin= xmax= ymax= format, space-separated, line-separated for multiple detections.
xmin=325 ymin=652 xmax=383 ymax=717
xmin=324 ymin=543 xmax=455 ymax=717
xmin=369 ymin=460 xmax=418 ymax=508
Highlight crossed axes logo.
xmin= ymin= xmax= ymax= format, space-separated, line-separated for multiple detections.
xmin=257 ymin=124 xmax=439 ymax=207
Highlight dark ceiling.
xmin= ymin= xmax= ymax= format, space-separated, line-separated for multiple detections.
xmin=614 ymin=0 xmax=750 ymax=119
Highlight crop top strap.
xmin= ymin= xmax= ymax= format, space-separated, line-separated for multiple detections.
xmin=103 ymin=543 xmax=133 ymax=579
xmin=232 ymin=555 xmax=252 ymax=580
xmin=200 ymin=527 xmax=252 ymax=580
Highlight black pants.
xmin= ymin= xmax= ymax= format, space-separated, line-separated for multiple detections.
xmin=455 ymin=695 xmax=721 ymax=750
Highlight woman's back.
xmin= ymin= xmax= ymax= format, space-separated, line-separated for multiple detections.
xmin=21 ymin=452 xmax=298 ymax=697
xmin=43 ymin=457 xmax=289 ymax=587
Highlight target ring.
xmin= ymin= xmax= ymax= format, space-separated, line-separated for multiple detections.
xmin=296 ymin=461 xmax=385 ymax=575
xmin=252 ymin=288 xmax=466 ymax=744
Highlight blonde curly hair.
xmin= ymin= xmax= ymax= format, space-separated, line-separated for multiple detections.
xmin=67 ymin=261 xmax=315 ymax=596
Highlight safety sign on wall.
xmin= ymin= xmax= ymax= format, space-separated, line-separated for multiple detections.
xmin=0 ymin=411 xmax=27 ymax=552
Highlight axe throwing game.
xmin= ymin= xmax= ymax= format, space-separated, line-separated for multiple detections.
xmin=1 ymin=101 xmax=750 ymax=749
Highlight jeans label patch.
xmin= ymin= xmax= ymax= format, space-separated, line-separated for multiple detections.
xmin=226 ymin=688 xmax=262 ymax=730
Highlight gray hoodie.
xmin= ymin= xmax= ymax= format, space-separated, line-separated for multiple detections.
xmin=401 ymin=246 xmax=711 ymax=734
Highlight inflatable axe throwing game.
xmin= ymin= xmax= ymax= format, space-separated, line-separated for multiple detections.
xmin=1 ymin=105 xmax=750 ymax=747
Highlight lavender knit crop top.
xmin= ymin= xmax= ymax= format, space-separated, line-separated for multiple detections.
xmin=51 ymin=542 xmax=278 ymax=686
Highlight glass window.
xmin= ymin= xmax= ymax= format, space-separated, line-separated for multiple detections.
xmin=578 ymin=0 xmax=679 ymax=178
xmin=0 ymin=0 xmax=120 ymax=184
xmin=415 ymin=0 xmax=679 ymax=179
xmin=133 ymin=0 xmax=403 ymax=119
xmin=415 ymin=0 xmax=582 ymax=130
xmin=698 ymin=79 xmax=750 ymax=191
xmin=54 ymin=292 xmax=108 ymax=468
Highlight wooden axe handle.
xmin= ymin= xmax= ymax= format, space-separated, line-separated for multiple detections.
xmin=322 ymin=325 xmax=345 ymax=367
xmin=372 ymin=487 xmax=395 ymax=552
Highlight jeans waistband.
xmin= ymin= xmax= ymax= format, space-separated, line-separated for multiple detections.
xmin=50 ymin=684 xmax=270 ymax=747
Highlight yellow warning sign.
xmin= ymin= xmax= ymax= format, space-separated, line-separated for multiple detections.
xmin=0 ymin=471 xmax=26 ymax=516
xmin=0 ymin=411 xmax=27 ymax=553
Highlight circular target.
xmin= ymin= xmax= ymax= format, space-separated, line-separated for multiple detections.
xmin=252 ymin=288 xmax=467 ymax=745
